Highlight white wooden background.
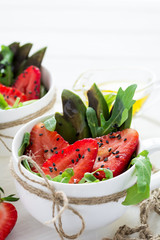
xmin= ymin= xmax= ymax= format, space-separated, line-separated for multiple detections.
xmin=1 ymin=0 xmax=160 ymax=239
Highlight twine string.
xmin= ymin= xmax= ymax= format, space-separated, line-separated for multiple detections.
xmin=13 ymin=156 xmax=85 ymax=240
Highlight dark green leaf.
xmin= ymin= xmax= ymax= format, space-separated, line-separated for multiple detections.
xmin=86 ymin=107 xmax=99 ymax=138
xmin=0 ymin=45 xmax=14 ymax=86
xmin=44 ymin=116 xmax=56 ymax=132
xmin=18 ymin=132 xmax=30 ymax=156
xmin=40 ymin=84 xmax=47 ymax=98
xmin=18 ymin=47 xmax=47 ymax=74
xmin=97 ymin=84 xmax=137 ymax=136
xmin=8 ymin=42 xmax=20 ymax=55
xmin=87 ymin=83 xmax=110 ymax=124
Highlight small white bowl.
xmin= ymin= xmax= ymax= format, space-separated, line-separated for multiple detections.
xmin=11 ymin=114 xmax=160 ymax=235
xmin=0 ymin=67 xmax=56 ymax=157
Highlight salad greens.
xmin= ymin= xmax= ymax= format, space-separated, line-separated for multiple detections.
xmin=123 ymin=150 xmax=152 ymax=205
xmin=19 ymin=83 xmax=152 ymax=206
xmin=0 ymin=94 xmax=37 ymax=110
xmin=86 ymin=84 xmax=136 ymax=137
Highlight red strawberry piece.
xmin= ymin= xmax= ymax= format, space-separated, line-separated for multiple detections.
xmin=93 ymin=128 xmax=139 ymax=179
xmin=0 ymin=188 xmax=18 ymax=240
xmin=13 ymin=65 xmax=41 ymax=100
xmin=0 ymin=202 xmax=17 ymax=240
xmin=0 ymin=83 xmax=27 ymax=106
xmin=42 ymin=138 xmax=98 ymax=183
xmin=25 ymin=122 xmax=69 ymax=170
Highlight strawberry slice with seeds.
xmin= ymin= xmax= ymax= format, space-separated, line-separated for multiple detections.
xmin=0 ymin=83 xmax=27 ymax=106
xmin=0 ymin=188 xmax=18 ymax=240
xmin=25 ymin=122 xmax=69 ymax=170
xmin=93 ymin=128 xmax=139 ymax=179
xmin=42 ymin=138 xmax=98 ymax=183
xmin=13 ymin=65 xmax=41 ymax=100
xmin=0 ymin=203 xmax=17 ymax=240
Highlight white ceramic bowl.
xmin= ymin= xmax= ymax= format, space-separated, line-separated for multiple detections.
xmin=0 ymin=67 xmax=56 ymax=157
xmin=12 ymin=114 xmax=160 ymax=235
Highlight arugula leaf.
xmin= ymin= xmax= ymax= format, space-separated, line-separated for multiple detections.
xmin=86 ymin=84 xmax=137 ymax=137
xmin=44 ymin=116 xmax=56 ymax=132
xmin=79 ymin=168 xmax=113 ymax=184
xmin=51 ymin=168 xmax=74 ymax=183
xmin=86 ymin=107 xmax=99 ymax=138
xmin=0 ymin=94 xmax=8 ymax=109
xmin=18 ymin=132 xmax=30 ymax=156
xmin=122 ymin=150 xmax=152 ymax=205
xmin=97 ymin=84 xmax=137 ymax=136
xmin=0 ymin=45 xmax=14 ymax=86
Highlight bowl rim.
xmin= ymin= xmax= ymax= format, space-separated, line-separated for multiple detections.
xmin=0 ymin=66 xmax=55 ymax=113
xmin=12 ymin=112 xmax=137 ymax=189
xmin=73 ymin=66 xmax=156 ymax=94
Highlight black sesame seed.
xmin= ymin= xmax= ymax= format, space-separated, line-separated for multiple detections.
xmin=59 ymin=171 xmax=62 ymax=175
xmin=54 ymin=167 xmax=57 ymax=171
xmin=98 ymin=142 xmax=103 ymax=147
xmin=109 ymin=135 xmax=116 ymax=139
xmin=30 ymin=141 xmax=33 ymax=146
xmin=76 ymin=158 xmax=79 ymax=162
xmin=49 ymin=167 xmax=53 ymax=172
xmin=50 ymin=149 xmax=54 ymax=153
xmin=53 ymin=163 xmax=56 ymax=166
xmin=28 ymin=91 xmax=32 ymax=94
xmin=109 ymin=132 xmax=113 ymax=135
xmin=61 ymin=150 xmax=64 ymax=154
xmin=55 ymin=151 xmax=58 ymax=154
xmin=115 ymin=155 xmax=119 ymax=158
xmin=76 ymin=149 xmax=80 ymax=152
xmin=53 ymin=147 xmax=57 ymax=150
xmin=100 ymin=139 xmax=103 ymax=142
xmin=71 ymin=159 xmax=74 ymax=163
xmin=44 ymin=149 xmax=48 ymax=153
xmin=101 ymin=164 xmax=104 ymax=168
xmin=95 ymin=172 xmax=99 ymax=176
xmin=41 ymin=125 xmax=44 ymax=128
xmin=98 ymin=157 xmax=101 ymax=161
xmin=106 ymin=140 xmax=109 ymax=144
xmin=6 ymin=96 xmax=9 ymax=99
xmin=108 ymin=148 xmax=112 ymax=152
xmin=78 ymin=154 xmax=81 ymax=158
xmin=82 ymin=155 xmax=85 ymax=159
xmin=124 ymin=138 xmax=127 ymax=141
xmin=39 ymin=133 xmax=43 ymax=136
xmin=88 ymin=148 xmax=91 ymax=152
xmin=107 ymin=167 xmax=110 ymax=170
xmin=112 ymin=151 xmax=115 ymax=155
xmin=115 ymin=151 xmax=119 ymax=154
xmin=104 ymin=157 xmax=108 ymax=162
xmin=117 ymin=135 xmax=121 ymax=140
xmin=56 ymin=138 xmax=59 ymax=141
xmin=14 ymin=95 xmax=17 ymax=99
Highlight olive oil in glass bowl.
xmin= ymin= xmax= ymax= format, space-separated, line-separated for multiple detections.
xmin=73 ymin=67 xmax=156 ymax=116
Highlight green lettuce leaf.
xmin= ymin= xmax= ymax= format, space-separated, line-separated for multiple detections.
xmin=44 ymin=116 xmax=56 ymax=132
xmin=18 ymin=132 xmax=30 ymax=156
xmin=123 ymin=150 xmax=152 ymax=205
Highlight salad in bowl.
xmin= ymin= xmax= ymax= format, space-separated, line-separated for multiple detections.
xmin=12 ymin=83 xmax=160 ymax=238
xmin=0 ymin=42 xmax=56 ymax=156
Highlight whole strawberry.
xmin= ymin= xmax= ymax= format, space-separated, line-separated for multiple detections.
xmin=0 ymin=187 xmax=19 ymax=240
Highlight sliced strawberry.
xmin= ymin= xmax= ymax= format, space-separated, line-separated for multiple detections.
xmin=25 ymin=122 xmax=69 ymax=170
xmin=0 ymin=83 xmax=27 ymax=106
xmin=13 ymin=65 xmax=41 ymax=100
xmin=42 ymin=138 xmax=98 ymax=183
xmin=0 ymin=203 xmax=18 ymax=240
xmin=93 ymin=128 xmax=139 ymax=179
